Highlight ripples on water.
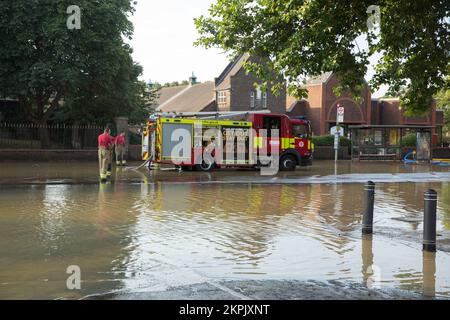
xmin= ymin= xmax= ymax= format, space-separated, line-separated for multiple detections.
xmin=0 ymin=179 xmax=450 ymax=299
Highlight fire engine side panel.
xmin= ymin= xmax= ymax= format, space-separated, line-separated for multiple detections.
xmin=161 ymin=122 xmax=193 ymax=163
xmin=152 ymin=117 xmax=263 ymax=167
xmin=221 ymin=125 xmax=254 ymax=165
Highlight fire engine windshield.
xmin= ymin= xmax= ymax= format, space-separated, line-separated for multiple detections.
xmin=293 ymin=124 xmax=309 ymax=139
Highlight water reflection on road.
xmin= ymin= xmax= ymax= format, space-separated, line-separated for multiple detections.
xmin=0 ymin=161 xmax=449 ymax=299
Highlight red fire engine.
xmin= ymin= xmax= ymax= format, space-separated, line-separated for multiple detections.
xmin=142 ymin=111 xmax=313 ymax=171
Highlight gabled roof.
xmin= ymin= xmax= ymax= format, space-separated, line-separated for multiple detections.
xmin=156 ymin=82 xmax=215 ymax=113
xmin=157 ymin=86 xmax=188 ymax=106
xmin=286 ymin=99 xmax=309 ymax=113
xmin=305 ymin=72 xmax=333 ymax=85
xmin=215 ymin=53 xmax=250 ymax=91
xmin=306 ymin=72 xmax=371 ymax=88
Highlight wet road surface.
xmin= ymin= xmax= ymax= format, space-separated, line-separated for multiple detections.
xmin=0 ymin=160 xmax=449 ymax=299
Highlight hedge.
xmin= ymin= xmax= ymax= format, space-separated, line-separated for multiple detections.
xmin=400 ymin=133 xmax=417 ymax=147
xmin=312 ymin=135 xmax=351 ymax=147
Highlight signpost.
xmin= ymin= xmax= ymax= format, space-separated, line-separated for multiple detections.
xmin=334 ymin=133 xmax=340 ymax=151
xmin=337 ymin=106 xmax=345 ymax=123
xmin=330 ymin=126 xmax=342 ymax=154
xmin=334 ymin=105 xmax=345 ymax=163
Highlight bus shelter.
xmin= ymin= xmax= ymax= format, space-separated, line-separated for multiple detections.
xmin=349 ymin=125 xmax=434 ymax=161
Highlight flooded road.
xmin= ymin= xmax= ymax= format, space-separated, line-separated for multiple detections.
xmin=0 ymin=161 xmax=449 ymax=299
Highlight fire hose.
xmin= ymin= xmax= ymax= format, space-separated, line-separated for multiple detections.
xmin=124 ymin=158 xmax=150 ymax=171
xmin=403 ymin=151 xmax=450 ymax=166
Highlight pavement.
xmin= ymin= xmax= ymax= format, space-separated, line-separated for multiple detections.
xmin=89 ymin=280 xmax=429 ymax=300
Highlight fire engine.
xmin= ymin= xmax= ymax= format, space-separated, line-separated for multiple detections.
xmin=142 ymin=111 xmax=313 ymax=171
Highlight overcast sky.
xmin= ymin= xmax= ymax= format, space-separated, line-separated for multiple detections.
xmin=128 ymin=0 xmax=387 ymax=96
xmin=128 ymin=0 xmax=230 ymax=85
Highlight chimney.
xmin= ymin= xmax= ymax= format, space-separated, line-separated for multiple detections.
xmin=189 ymin=72 xmax=197 ymax=86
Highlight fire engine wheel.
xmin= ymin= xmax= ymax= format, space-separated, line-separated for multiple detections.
xmin=195 ymin=159 xmax=216 ymax=172
xmin=280 ymin=154 xmax=297 ymax=171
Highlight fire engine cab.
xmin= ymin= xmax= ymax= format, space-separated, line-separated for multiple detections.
xmin=142 ymin=111 xmax=313 ymax=171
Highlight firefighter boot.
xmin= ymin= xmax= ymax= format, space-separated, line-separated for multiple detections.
xmin=107 ymin=162 xmax=112 ymax=179
xmin=100 ymin=173 xmax=108 ymax=184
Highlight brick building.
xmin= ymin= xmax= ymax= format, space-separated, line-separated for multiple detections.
xmin=156 ymin=53 xmax=285 ymax=114
xmin=155 ymin=55 xmax=444 ymax=140
xmin=287 ymin=72 xmax=444 ymax=139
xmin=214 ymin=53 xmax=286 ymax=114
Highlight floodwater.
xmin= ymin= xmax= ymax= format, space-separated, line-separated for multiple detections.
xmin=0 ymin=161 xmax=449 ymax=299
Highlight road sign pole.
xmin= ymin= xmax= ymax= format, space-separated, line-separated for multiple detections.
xmin=335 ymin=105 xmax=345 ymax=165
xmin=334 ymin=131 xmax=339 ymax=162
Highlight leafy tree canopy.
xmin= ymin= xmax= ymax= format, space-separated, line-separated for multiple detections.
xmin=435 ymin=87 xmax=450 ymax=138
xmin=0 ymin=0 xmax=154 ymax=125
xmin=195 ymin=0 xmax=449 ymax=115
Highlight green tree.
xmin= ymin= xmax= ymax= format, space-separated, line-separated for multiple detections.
xmin=0 ymin=0 xmax=152 ymax=145
xmin=57 ymin=64 xmax=159 ymax=125
xmin=160 ymin=80 xmax=199 ymax=88
xmin=435 ymin=88 xmax=450 ymax=139
xmin=195 ymin=0 xmax=449 ymax=115
xmin=150 ymin=81 xmax=163 ymax=89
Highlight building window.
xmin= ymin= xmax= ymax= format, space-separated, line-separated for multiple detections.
xmin=256 ymin=87 xmax=262 ymax=100
xmin=217 ymin=91 xmax=226 ymax=104
xmin=217 ymin=91 xmax=228 ymax=111
xmin=262 ymin=92 xmax=267 ymax=109
xmin=250 ymin=91 xmax=255 ymax=109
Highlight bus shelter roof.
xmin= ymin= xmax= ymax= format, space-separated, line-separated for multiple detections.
xmin=348 ymin=125 xmax=435 ymax=130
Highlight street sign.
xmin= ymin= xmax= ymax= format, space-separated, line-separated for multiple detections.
xmin=334 ymin=133 xmax=340 ymax=150
xmin=334 ymin=105 xmax=344 ymax=163
xmin=337 ymin=106 xmax=345 ymax=123
xmin=330 ymin=126 xmax=343 ymax=136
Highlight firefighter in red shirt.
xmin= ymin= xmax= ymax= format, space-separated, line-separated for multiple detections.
xmin=115 ymin=132 xmax=126 ymax=166
xmin=98 ymin=127 xmax=114 ymax=182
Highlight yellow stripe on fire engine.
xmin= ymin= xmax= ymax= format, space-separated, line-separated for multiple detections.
xmin=156 ymin=120 xmax=162 ymax=161
xmin=254 ymin=137 xmax=263 ymax=148
xmin=159 ymin=118 xmax=252 ymax=127
xmin=281 ymin=138 xmax=295 ymax=149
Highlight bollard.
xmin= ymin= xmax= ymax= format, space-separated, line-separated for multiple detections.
xmin=423 ymin=189 xmax=437 ymax=252
xmin=362 ymin=181 xmax=375 ymax=234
